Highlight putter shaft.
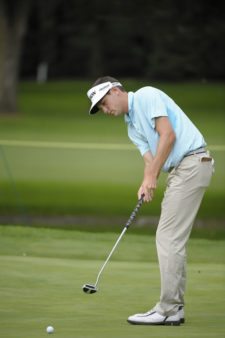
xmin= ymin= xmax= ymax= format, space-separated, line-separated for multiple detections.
xmin=93 ymin=196 xmax=144 ymax=288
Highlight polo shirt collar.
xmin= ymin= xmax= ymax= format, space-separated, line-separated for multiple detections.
xmin=125 ymin=91 xmax=134 ymax=124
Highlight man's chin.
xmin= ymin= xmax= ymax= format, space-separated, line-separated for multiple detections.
xmin=114 ymin=111 xmax=123 ymax=117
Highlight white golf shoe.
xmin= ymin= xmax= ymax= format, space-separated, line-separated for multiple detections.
xmin=127 ymin=309 xmax=181 ymax=326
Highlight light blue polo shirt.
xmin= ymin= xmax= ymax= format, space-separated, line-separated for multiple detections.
xmin=125 ymin=86 xmax=206 ymax=172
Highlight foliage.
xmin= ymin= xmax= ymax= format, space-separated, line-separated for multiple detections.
xmin=21 ymin=0 xmax=225 ymax=80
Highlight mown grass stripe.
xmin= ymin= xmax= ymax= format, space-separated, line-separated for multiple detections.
xmin=0 ymin=139 xmax=224 ymax=151
xmin=0 ymin=139 xmax=134 ymax=151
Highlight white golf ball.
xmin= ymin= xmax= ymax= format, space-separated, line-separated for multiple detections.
xmin=46 ymin=326 xmax=54 ymax=334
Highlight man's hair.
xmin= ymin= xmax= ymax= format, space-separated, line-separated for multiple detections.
xmin=92 ymin=76 xmax=125 ymax=92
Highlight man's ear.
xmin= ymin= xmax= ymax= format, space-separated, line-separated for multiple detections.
xmin=110 ymin=87 xmax=120 ymax=95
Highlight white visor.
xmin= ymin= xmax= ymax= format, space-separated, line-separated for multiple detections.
xmin=87 ymin=81 xmax=122 ymax=114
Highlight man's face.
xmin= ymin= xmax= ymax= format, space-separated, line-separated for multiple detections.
xmin=97 ymin=88 xmax=126 ymax=116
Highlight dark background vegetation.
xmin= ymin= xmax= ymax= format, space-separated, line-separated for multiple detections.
xmin=1 ymin=0 xmax=224 ymax=113
xmin=22 ymin=0 xmax=225 ymax=80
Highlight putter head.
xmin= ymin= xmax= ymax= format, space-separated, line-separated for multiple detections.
xmin=82 ymin=284 xmax=97 ymax=294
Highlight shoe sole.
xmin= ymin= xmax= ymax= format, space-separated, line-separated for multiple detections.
xmin=127 ymin=319 xmax=181 ymax=326
xmin=165 ymin=321 xmax=181 ymax=326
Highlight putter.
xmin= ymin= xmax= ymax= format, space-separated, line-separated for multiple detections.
xmin=82 ymin=195 xmax=144 ymax=294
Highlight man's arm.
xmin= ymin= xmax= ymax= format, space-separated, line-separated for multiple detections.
xmin=138 ymin=116 xmax=176 ymax=202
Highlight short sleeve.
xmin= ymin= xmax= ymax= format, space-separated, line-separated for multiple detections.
xmin=127 ymin=124 xmax=150 ymax=156
xmin=137 ymin=88 xmax=168 ymax=129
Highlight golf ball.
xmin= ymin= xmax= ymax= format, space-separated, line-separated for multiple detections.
xmin=46 ymin=326 xmax=54 ymax=334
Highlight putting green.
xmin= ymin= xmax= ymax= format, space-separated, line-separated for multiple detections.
xmin=0 ymin=226 xmax=224 ymax=337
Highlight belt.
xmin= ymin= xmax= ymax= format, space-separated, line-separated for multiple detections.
xmin=184 ymin=147 xmax=206 ymax=157
xmin=168 ymin=147 xmax=207 ymax=173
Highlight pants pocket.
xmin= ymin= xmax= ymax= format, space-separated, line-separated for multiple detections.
xmin=198 ymin=157 xmax=214 ymax=187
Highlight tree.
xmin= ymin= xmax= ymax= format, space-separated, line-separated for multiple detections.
xmin=0 ymin=0 xmax=31 ymax=113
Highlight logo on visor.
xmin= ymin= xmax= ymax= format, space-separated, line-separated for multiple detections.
xmin=99 ymin=84 xmax=110 ymax=91
xmin=89 ymin=91 xmax=96 ymax=99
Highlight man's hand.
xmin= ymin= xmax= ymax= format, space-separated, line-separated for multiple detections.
xmin=138 ymin=151 xmax=156 ymax=202
xmin=138 ymin=173 xmax=157 ymax=202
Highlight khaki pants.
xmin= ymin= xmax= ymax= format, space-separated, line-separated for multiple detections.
xmin=155 ymin=152 xmax=214 ymax=316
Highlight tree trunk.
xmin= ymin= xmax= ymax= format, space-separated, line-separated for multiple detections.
xmin=0 ymin=0 xmax=29 ymax=114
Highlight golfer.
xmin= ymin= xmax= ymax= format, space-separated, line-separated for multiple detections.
xmin=87 ymin=76 xmax=214 ymax=326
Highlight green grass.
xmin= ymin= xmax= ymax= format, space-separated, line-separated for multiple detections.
xmin=0 ymin=81 xmax=224 ymax=223
xmin=0 ymin=225 xmax=225 ymax=338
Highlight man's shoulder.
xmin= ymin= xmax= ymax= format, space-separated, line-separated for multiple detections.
xmin=132 ymin=85 xmax=162 ymax=104
xmin=133 ymin=86 xmax=160 ymax=99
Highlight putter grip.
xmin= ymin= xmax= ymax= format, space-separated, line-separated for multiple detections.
xmin=125 ymin=195 xmax=144 ymax=229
